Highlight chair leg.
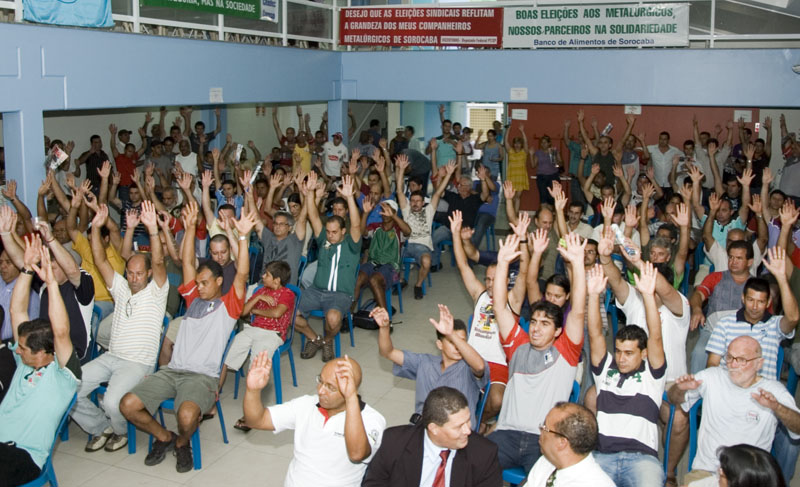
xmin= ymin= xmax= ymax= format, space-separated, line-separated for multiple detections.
xmin=216 ymin=400 xmax=228 ymax=444
xmin=347 ymin=313 xmax=355 ymax=348
xmin=273 ymin=352 xmax=283 ymax=405
xmin=396 ymin=283 xmax=403 ymax=314
xmin=385 ymin=288 xmax=393 ymax=322
xmin=233 ymin=368 xmax=240 ymax=400
xmin=190 ymin=430 xmax=202 ymax=470
xmin=127 ymin=422 xmax=137 ymax=454
xmin=288 ymin=350 xmax=298 ymax=387
xmin=335 ymin=334 xmax=341 ymax=358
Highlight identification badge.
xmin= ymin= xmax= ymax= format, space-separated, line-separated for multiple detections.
xmin=544 ymin=351 xmax=553 ymax=365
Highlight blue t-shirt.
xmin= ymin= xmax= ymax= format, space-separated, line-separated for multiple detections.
xmin=0 ymin=345 xmax=79 ymax=468
xmin=215 ymin=189 xmax=244 ymax=218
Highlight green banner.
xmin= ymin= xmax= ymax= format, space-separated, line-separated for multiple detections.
xmin=141 ymin=0 xmax=264 ymax=20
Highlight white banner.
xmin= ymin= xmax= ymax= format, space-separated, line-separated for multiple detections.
xmin=261 ymin=0 xmax=278 ymax=22
xmin=503 ymin=3 xmax=689 ymax=48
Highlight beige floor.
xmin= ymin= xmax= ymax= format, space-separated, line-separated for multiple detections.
xmin=49 ymin=256 xmax=800 ymax=487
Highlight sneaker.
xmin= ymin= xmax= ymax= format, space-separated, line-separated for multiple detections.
xmin=321 ymin=339 xmax=335 ymax=362
xmin=174 ymin=443 xmax=193 ymax=473
xmin=144 ymin=432 xmax=176 ymax=466
xmin=301 ymin=336 xmax=323 ymax=359
xmin=104 ymin=433 xmax=128 ymax=452
xmin=85 ymin=427 xmax=113 ymax=452
xmin=414 ymin=286 xmax=423 ymax=300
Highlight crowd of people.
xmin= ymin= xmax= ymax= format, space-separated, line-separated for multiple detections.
xmin=1 ymin=104 xmax=800 ymax=487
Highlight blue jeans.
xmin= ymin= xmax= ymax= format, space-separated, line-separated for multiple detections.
xmin=773 ymin=423 xmax=800 ymax=481
xmin=487 ymin=429 xmax=541 ymax=473
xmin=594 ymin=451 xmax=665 ymax=487
xmin=431 ymin=226 xmax=452 ymax=267
xmin=471 ymin=213 xmax=495 ymax=249
xmin=690 ymin=325 xmax=713 ymax=374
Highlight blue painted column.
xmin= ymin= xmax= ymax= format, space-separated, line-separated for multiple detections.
xmin=3 ymin=110 xmax=46 ymax=209
xmin=327 ymin=99 xmax=349 ymax=146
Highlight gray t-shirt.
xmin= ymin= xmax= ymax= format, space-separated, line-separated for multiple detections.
xmin=402 ymin=149 xmax=431 ymax=176
xmin=260 ymin=228 xmax=302 ymax=285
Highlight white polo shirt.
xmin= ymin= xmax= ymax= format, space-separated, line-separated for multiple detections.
xmin=269 ymin=394 xmax=386 ymax=487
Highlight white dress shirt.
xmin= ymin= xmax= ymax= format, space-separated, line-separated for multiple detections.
xmin=419 ymin=430 xmax=455 ymax=487
xmin=527 ymin=453 xmax=616 ymax=487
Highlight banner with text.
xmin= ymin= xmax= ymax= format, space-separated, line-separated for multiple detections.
xmin=503 ymin=3 xmax=688 ymax=48
xmin=140 ymin=0 xmax=277 ymax=21
xmin=340 ymin=7 xmax=503 ymax=47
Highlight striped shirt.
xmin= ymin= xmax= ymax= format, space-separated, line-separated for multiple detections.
xmin=706 ymin=309 xmax=792 ymax=380
xmin=593 ymin=353 xmax=666 ymax=457
xmin=109 ymin=273 xmax=169 ymax=367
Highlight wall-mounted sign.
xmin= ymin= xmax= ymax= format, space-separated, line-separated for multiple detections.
xmin=503 ymin=3 xmax=689 ymax=48
xmin=141 ymin=0 xmax=276 ymax=21
xmin=340 ymin=7 xmax=503 ymax=47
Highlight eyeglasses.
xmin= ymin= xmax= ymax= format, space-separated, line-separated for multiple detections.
xmin=724 ymin=354 xmax=762 ymax=366
xmin=315 ymin=375 xmax=338 ymax=393
xmin=539 ymin=423 xmax=567 ymax=439
xmin=125 ymin=298 xmax=133 ymax=318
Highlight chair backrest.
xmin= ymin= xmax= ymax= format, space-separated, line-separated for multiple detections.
xmin=297 ymin=255 xmax=308 ymax=285
xmin=248 ymin=242 xmax=264 ymax=285
xmin=219 ymin=328 xmax=238 ymax=375
xmin=49 ymin=394 xmax=77 ymax=459
xmin=285 ymin=284 xmax=302 ymax=346
xmin=688 ymin=398 xmax=702 ymax=470
xmin=777 ymin=346 xmax=784 ymax=381
xmin=474 ymin=380 xmax=491 ymax=432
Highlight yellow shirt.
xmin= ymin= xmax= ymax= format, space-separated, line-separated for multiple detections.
xmin=293 ymin=144 xmax=312 ymax=173
xmin=72 ymin=232 xmax=126 ymax=303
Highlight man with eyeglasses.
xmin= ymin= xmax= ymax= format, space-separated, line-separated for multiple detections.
xmin=243 ymin=352 xmax=385 ymax=487
xmin=70 ymin=202 xmax=169 ymax=454
xmin=586 ymin=262 xmax=667 ymax=487
xmin=668 ymin=336 xmax=800 ymax=484
xmin=527 ymin=402 xmax=614 ymax=487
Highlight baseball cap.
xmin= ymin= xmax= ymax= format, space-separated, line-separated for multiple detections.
xmin=382 ymin=199 xmax=398 ymax=212
xmin=395 ymin=127 xmax=404 ymax=133
xmin=332 ymin=132 xmax=343 ymax=138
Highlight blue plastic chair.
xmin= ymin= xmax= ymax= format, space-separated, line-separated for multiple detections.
xmin=297 ymin=255 xmax=308 ymax=286
xmin=248 ymin=242 xmax=264 ymax=285
xmin=569 ymin=380 xmax=580 ymax=403
xmin=788 ymin=364 xmax=799 ymax=395
xmin=485 ymin=223 xmax=496 ymax=252
xmin=777 ymin=346 xmax=785 ymax=381
xmin=21 ymin=394 xmax=77 ymax=487
xmin=147 ymin=329 xmax=237 ymax=470
xmin=694 ymin=241 xmax=705 ymax=271
xmin=357 ymin=282 xmax=404 ymax=322
xmin=299 ymin=265 xmax=359 ymax=357
xmin=92 ymin=316 xmax=170 ymax=455
xmin=680 ymin=261 xmax=690 ymax=296
xmin=605 ymin=288 xmax=619 ymax=340
xmin=474 ymin=379 xmax=491 ymax=432
xmin=502 ymin=467 xmax=527 ymax=487
xmin=662 ymin=391 xmax=677 ymax=475
xmin=688 ymin=398 xmax=702 ymax=471
xmin=234 ymin=284 xmax=301 ymax=404
xmin=88 ymin=304 xmax=104 ymax=361
xmin=437 ymin=239 xmax=457 ymax=267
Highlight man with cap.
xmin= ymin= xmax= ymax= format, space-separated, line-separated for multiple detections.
xmin=354 ymin=197 xmax=409 ymax=313
xmin=390 ymin=127 xmax=408 ymax=157
xmin=323 ymin=132 xmax=349 ymax=179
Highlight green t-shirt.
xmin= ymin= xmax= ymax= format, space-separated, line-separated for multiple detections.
xmin=313 ymin=232 xmax=362 ymax=296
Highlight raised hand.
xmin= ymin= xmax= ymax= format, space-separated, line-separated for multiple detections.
xmin=92 ymin=204 xmax=110 ymax=228
xmin=548 ymin=184 xmax=566 ymax=212
xmin=379 ymin=201 xmax=395 ymax=218
xmin=576 ymin=109 xmax=585 ymax=122
xmin=586 ymin=264 xmax=608 ymax=295
xmin=624 ymin=204 xmax=640 ymax=228
xmin=748 ymin=194 xmax=763 ymax=216
xmin=97 ymin=160 xmax=111 ymax=179
xmin=112 ymin=172 xmax=121 ymax=187
xmin=530 ymin=228 xmax=550 ymax=255
xmin=671 ymin=203 xmax=690 ymax=227
xmin=601 ymin=196 xmax=616 ymax=221
xmin=503 ymin=180 xmax=515 ymax=200
xmin=763 ymin=246 xmax=787 ymax=279
xmin=246 ymin=350 xmax=272 ymax=391
xmin=201 ymin=170 xmax=213 ymax=188
xmin=362 ymin=198 xmax=374 ymax=216
xmin=177 ymin=171 xmax=193 ymax=191
xmin=633 ymin=261 xmax=658 ymax=296
xmin=338 ymin=174 xmax=353 ymax=198
xmin=395 ymin=154 xmax=409 ymax=174
xmin=38 ymin=175 xmax=53 ymax=197
xmin=34 ymin=219 xmax=54 ymax=243
xmin=448 ymin=209 xmax=463 ymax=234
xmin=234 ymin=210 xmax=258 ymax=236
xmin=679 ymin=182 xmax=692 ymax=203
xmin=181 ymin=201 xmax=199 ymax=229
xmin=497 ymin=233 xmax=521 ymax=264
xmin=557 ymin=232 xmax=587 ymax=264
xmin=707 ymin=140 xmax=718 ymax=158
xmin=763 ymin=167 xmax=774 ymax=187
xmin=369 ymin=307 xmax=391 ymax=328
xmin=509 ymin=211 xmax=531 ymax=239
xmin=32 ymin=244 xmax=56 ymax=284
xmin=140 ymin=200 xmax=158 ymax=230
xmin=2 ymin=180 xmax=17 ymax=200
xmin=334 ymin=356 xmax=358 ymax=401
xmin=688 ymin=164 xmax=703 ymax=184
xmin=744 ymin=143 xmax=756 ymax=162
xmin=429 ymin=304 xmax=454 ymax=337
xmin=674 ymin=374 xmax=703 ymax=391
xmin=70 ymin=189 xmax=83 ymax=209
xmin=779 ymin=199 xmax=800 ymax=227
xmin=641 ymin=181 xmax=655 ymax=201
xmin=125 ymin=208 xmax=140 ymax=230
xmin=737 ymin=167 xmax=754 ymax=186
xmin=708 ymin=192 xmax=721 ymax=212
xmin=23 ymin=234 xmax=43 ymax=270
xmin=612 ymin=163 xmax=625 ymax=180
xmin=445 ymin=160 xmax=457 ymax=175
xmin=460 ymin=226 xmax=475 ymax=242
xmin=595 ymin=227 xmax=613 ymax=258
xmin=590 ymin=163 xmax=601 ymax=176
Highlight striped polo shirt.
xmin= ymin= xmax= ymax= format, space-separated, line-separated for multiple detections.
xmin=593 ymin=352 xmax=667 ymax=457
xmin=706 ymin=308 xmax=792 ymax=380
xmin=108 ymin=273 xmax=169 ymax=367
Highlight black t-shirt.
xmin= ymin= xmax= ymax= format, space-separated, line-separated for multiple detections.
xmin=198 ymin=258 xmax=237 ymax=295
xmin=444 ymin=192 xmax=484 ymax=227
xmin=85 ymin=151 xmax=110 ymax=190
xmin=33 ymin=270 xmax=95 ymax=359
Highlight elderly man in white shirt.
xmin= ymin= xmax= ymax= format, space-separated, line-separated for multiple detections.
xmin=528 ymin=402 xmax=616 ymax=487
xmin=642 ymin=132 xmax=682 ymax=190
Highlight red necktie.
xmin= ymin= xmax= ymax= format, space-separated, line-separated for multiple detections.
xmin=433 ymin=449 xmax=450 ymax=487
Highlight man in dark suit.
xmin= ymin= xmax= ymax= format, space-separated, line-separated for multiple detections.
xmin=362 ymin=386 xmax=502 ymax=487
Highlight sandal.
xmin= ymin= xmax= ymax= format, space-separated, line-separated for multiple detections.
xmin=234 ymin=418 xmax=251 ymax=432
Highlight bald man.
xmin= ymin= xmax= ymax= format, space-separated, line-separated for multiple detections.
xmin=244 ymin=352 xmax=386 ymax=487
xmin=669 ymin=336 xmax=800 ymax=483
